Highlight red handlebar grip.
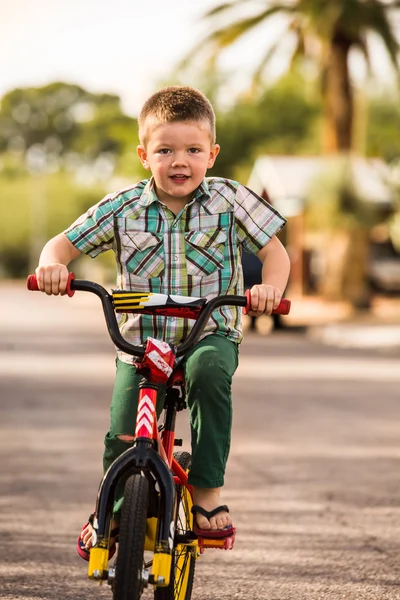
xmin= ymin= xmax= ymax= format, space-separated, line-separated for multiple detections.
xmin=26 ymin=274 xmax=40 ymax=291
xmin=243 ymin=290 xmax=291 ymax=315
xmin=26 ymin=273 xmax=76 ymax=297
xmin=274 ymin=299 xmax=291 ymax=315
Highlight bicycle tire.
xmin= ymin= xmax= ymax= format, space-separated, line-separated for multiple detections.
xmin=113 ymin=473 xmax=149 ymax=600
xmin=155 ymin=451 xmax=195 ymax=600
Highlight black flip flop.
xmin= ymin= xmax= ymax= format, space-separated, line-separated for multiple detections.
xmin=191 ymin=504 xmax=235 ymax=539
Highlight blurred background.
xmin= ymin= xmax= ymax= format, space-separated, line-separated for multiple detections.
xmin=2 ymin=0 xmax=400 ymax=323
xmin=3 ymin=7 xmax=400 ymax=597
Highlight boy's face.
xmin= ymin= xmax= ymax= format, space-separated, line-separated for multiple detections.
xmin=137 ymin=120 xmax=220 ymax=206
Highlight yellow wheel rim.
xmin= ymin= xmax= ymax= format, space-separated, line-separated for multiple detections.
xmin=174 ymin=478 xmax=195 ymax=599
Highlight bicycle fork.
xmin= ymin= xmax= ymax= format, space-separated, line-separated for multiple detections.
xmin=88 ymin=385 xmax=176 ymax=586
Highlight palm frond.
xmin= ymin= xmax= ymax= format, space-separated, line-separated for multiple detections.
xmin=251 ymin=15 xmax=309 ymax=85
xmin=366 ymin=5 xmax=400 ymax=73
xmin=353 ymin=34 xmax=373 ymax=78
xmin=337 ymin=2 xmax=399 ymax=53
xmin=203 ymin=0 xmax=246 ymax=19
xmin=179 ymin=3 xmax=295 ymax=71
xmin=251 ymin=39 xmax=286 ymax=90
xmin=289 ymin=31 xmax=307 ymax=69
xmin=204 ymin=5 xmax=295 ymax=50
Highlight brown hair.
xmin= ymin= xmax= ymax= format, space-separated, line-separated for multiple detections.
xmin=138 ymin=86 xmax=216 ymax=145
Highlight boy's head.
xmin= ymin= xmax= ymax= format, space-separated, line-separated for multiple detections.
xmin=138 ymin=86 xmax=216 ymax=147
xmin=137 ymin=86 xmax=220 ymax=207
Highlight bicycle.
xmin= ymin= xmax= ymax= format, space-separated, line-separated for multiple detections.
xmin=27 ymin=273 xmax=290 ymax=600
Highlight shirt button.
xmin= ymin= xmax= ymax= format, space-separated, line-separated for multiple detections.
xmin=173 ymin=255 xmax=178 ymax=261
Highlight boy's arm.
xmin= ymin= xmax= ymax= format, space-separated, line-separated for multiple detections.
xmin=247 ymin=235 xmax=291 ymax=316
xmin=36 ymin=233 xmax=82 ymax=295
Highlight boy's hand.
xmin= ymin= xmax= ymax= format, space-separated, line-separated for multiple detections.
xmin=35 ymin=264 xmax=70 ymax=295
xmin=247 ymin=284 xmax=282 ymax=316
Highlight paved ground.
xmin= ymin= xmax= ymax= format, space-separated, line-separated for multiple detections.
xmin=1 ymin=282 xmax=400 ymax=599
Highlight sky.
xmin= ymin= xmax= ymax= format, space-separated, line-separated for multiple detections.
xmin=1 ymin=0 xmax=398 ymax=117
xmin=0 ymin=0 xmax=226 ymax=115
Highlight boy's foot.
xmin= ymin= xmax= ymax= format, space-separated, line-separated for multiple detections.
xmin=77 ymin=515 xmax=119 ymax=561
xmin=192 ymin=487 xmax=232 ymax=531
xmin=80 ymin=520 xmax=95 ymax=551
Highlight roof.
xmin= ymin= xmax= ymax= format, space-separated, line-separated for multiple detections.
xmin=247 ymin=155 xmax=394 ymax=217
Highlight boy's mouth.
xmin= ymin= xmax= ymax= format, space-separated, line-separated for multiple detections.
xmin=170 ymin=174 xmax=189 ymax=181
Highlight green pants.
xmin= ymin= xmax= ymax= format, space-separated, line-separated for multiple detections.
xmin=103 ymin=334 xmax=239 ymax=515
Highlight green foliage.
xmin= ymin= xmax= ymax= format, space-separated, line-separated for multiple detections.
xmin=210 ymin=74 xmax=320 ymax=179
xmin=366 ymin=93 xmax=400 ymax=162
xmin=0 ymin=171 xmax=108 ymax=277
xmin=0 ymin=82 xmax=138 ymax=159
xmin=0 ymin=82 xmax=143 ymax=278
xmin=305 ymin=157 xmax=391 ymax=233
xmin=1 ymin=75 xmax=400 ymax=281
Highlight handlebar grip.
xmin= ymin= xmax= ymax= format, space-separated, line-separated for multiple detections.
xmin=273 ymin=298 xmax=291 ymax=315
xmin=243 ymin=289 xmax=291 ymax=315
xmin=26 ymin=273 xmax=76 ymax=297
xmin=26 ymin=274 xmax=40 ymax=291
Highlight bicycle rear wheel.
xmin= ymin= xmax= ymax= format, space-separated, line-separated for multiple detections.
xmin=155 ymin=451 xmax=195 ymax=600
xmin=113 ymin=473 xmax=149 ymax=600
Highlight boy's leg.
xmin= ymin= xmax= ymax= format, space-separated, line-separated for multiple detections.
xmin=104 ymin=358 xmax=166 ymax=515
xmin=184 ymin=335 xmax=239 ymax=531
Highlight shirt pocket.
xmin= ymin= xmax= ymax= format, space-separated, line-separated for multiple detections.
xmin=120 ymin=229 xmax=165 ymax=278
xmin=185 ymin=228 xmax=226 ymax=276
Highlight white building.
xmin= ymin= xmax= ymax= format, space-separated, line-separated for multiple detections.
xmin=247 ymin=155 xmax=394 ymax=295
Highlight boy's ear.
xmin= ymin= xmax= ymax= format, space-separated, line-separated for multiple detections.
xmin=208 ymin=144 xmax=220 ymax=168
xmin=137 ymin=145 xmax=150 ymax=169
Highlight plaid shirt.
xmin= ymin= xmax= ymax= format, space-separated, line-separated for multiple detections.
xmin=64 ymin=177 xmax=286 ymax=364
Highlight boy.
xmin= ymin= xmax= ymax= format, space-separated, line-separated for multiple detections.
xmin=35 ymin=86 xmax=290 ymax=557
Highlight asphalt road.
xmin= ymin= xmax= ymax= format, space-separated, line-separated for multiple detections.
xmin=1 ymin=282 xmax=400 ymax=600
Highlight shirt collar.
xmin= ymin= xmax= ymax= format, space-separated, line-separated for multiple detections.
xmin=192 ymin=179 xmax=211 ymax=203
xmin=136 ymin=178 xmax=159 ymax=207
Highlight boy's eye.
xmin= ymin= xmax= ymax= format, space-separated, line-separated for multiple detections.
xmin=188 ymin=148 xmax=200 ymax=154
xmin=159 ymin=148 xmax=171 ymax=154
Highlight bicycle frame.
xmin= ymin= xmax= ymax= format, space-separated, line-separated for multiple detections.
xmin=89 ymin=366 xmax=198 ymax=586
xmin=89 ymin=359 xmax=183 ymax=586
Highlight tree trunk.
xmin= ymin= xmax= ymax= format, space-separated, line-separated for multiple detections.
xmin=317 ymin=231 xmax=349 ymax=301
xmin=342 ymin=225 xmax=372 ymax=309
xmin=317 ymin=228 xmax=372 ymax=309
xmin=322 ymin=35 xmax=353 ymax=153
xmin=318 ymin=35 xmax=372 ymax=309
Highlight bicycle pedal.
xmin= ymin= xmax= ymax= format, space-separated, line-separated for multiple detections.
xmin=197 ymin=531 xmax=236 ymax=553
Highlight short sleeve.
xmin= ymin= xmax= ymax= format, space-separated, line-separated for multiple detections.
xmin=64 ymin=195 xmax=115 ymax=257
xmin=235 ymin=184 xmax=286 ymax=255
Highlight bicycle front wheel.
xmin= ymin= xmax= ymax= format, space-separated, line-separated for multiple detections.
xmin=155 ymin=451 xmax=195 ymax=600
xmin=113 ymin=473 xmax=149 ymax=600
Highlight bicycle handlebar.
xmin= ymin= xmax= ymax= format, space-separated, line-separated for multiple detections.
xmin=27 ymin=274 xmax=291 ymax=358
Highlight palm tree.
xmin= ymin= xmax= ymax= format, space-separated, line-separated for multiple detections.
xmin=183 ymin=1 xmax=400 ymax=309
xmin=189 ymin=0 xmax=400 ymax=153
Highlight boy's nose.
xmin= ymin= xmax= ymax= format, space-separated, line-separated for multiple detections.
xmin=171 ymin=153 xmax=187 ymax=167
